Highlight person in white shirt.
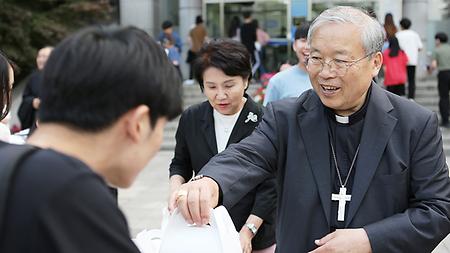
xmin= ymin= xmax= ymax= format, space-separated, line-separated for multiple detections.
xmin=168 ymin=39 xmax=276 ymax=253
xmin=396 ymin=18 xmax=423 ymax=99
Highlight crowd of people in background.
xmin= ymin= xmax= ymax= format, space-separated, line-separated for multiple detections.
xmin=4 ymin=10 xmax=445 ymax=135
xmin=155 ymin=11 xmax=448 ymax=127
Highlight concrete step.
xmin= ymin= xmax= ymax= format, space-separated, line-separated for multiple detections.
xmin=415 ymin=98 xmax=439 ymax=107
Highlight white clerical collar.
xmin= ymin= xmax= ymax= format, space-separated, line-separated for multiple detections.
xmin=335 ymin=115 xmax=349 ymax=124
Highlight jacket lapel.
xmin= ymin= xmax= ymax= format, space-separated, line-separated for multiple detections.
xmin=200 ymin=103 xmax=218 ymax=155
xmin=298 ymin=92 xmax=332 ymax=226
xmin=345 ymin=84 xmax=397 ymax=226
xmin=227 ymin=96 xmax=262 ymax=147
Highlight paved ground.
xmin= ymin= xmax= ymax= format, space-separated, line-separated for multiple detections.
xmin=119 ymin=151 xmax=174 ymax=236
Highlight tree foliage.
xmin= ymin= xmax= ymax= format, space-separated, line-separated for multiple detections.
xmin=0 ymin=0 xmax=117 ymax=80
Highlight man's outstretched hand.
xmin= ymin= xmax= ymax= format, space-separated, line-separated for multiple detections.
xmin=170 ymin=177 xmax=220 ymax=225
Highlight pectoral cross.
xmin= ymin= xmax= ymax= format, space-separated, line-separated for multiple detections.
xmin=331 ymin=187 xmax=351 ymax=221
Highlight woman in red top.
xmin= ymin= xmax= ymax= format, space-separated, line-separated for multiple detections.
xmin=382 ymin=37 xmax=409 ymax=96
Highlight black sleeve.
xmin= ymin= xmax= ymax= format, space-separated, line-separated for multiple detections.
xmin=169 ymin=113 xmax=194 ymax=181
xmin=365 ymin=113 xmax=450 ymax=253
xmin=201 ymin=103 xmax=280 ymax=209
xmin=251 ymin=177 xmax=277 ymax=224
xmin=35 ymin=175 xmax=140 ymax=253
xmin=17 ymin=78 xmax=37 ymax=129
xmin=252 ymin=25 xmax=257 ymax=42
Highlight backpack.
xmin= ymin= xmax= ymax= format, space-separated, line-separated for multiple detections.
xmin=0 ymin=144 xmax=37 ymax=235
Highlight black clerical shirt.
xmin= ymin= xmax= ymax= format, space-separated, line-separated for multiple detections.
xmin=326 ymin=85 xmax=372 ymax=230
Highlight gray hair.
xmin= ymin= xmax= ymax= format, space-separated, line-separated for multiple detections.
xmin=307 ymin=6 xmax=384 ymax=54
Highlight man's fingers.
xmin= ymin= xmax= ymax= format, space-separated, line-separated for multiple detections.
xmin=187 ymin=188 xmax=202 ymax=225
xmin=315 ymin=231 xmax=336 ymax=246
xmin=199 ymin=185 xmax=212 ymax=225
xmin=175 ymin=178 xmax=218 ymax=226
xmin=176 ymin=188 xmax=193 ymax=224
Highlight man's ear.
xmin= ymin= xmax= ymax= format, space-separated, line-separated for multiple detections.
xmin=371 ymin=51 xmax=383 ymax=77
xmin=124 ymin=105 xmax=151 ymax=143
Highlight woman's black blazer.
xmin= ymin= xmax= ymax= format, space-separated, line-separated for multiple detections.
xmin=169 ymin=95 xmax=276 ymax=250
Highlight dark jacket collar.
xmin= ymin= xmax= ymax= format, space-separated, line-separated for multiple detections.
xmin=298 ymin=83 xmax=397 ymax=226
xmin=200 ymin=94 xmax=263 ymax=154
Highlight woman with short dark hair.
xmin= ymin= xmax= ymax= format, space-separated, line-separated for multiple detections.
xmin=168 ymin=39 xmax=276 ymax=253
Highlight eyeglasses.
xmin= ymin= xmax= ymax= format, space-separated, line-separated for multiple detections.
xmin=306 ymin=52 xmax=374 ymax=76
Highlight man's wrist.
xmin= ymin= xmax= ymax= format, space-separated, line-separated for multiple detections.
xmin=202 ymin=176 xmax=220 ymax=207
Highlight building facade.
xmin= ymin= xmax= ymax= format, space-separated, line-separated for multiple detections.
xmin=119 ymin=0 xmax=449 ymax=78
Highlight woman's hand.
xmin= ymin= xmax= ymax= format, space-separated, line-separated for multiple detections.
xmin=168 ymin=175 xmax=186 ymax=213
xmin=239 ymin=214 xmax=264 ymax=252
xmin=168 ymin=186 xmax=180 ymax=213
xmin=239 ymin=227 xmax=253 ymax=253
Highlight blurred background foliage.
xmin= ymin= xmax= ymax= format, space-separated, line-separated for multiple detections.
xmin=0 ymin=0 xmax=118 ymax=81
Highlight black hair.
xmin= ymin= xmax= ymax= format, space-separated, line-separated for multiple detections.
xmin=195 ymin=15 xmax=203 ymax=25
xmin=399 ymin=18 xmax=411 ymax=29
xmin=388 ymin=37 xmax=401 ymax=57
xmin=435 ymin=32 xmax=448 ymax=43
xmin=162 ymin=20 xmax=173 ymax=30
xmin=384 ymin=13 xmax=397 ymax=39
xmin=243 ymin=12 xmax=252 ymax=19
xmin=295 ymin=21 xmax=310 ymax=40
xmin=0 ymin=51 xmax=12 ymax=121
xmin=39 ymin=26 xmax=182 ymax=131
xmin=193 ymin=39 xmax=252 ymax=92
xmin=227 ymin=16 xmax=241 ymax=38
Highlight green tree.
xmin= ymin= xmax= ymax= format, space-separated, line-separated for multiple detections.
xmin=0 ymin=0 xmax=117 ymax=80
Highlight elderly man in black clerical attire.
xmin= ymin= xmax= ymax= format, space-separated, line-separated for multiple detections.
xmin=172 ymin=6 xmax=450 ymax=253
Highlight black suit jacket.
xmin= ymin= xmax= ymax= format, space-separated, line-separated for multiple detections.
xmin=169 ymin=95 xmax=276 ymax=249
xmin=18 ymin=70 xmax=41 ymax=130
xmin=201 ymin=84 xmax=450 ymax=252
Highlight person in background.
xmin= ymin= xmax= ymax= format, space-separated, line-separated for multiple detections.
xmin=187 ymin=15 xmax=207 ymax=81
xmin=228 ymin=16 xmax=241 ymax=41
xmin=430 ymin=32 xmax=450 ymax=127
xmin=168 ymin=39 xmax=276 ymax=253
xmin=254 ymin=19 xmax=270 ymax=78
xmin=396 ymin=18 xmax=423 ymax=99
xmin=382 ymin=37 xmax=408 ymax=96
xmin=383 ymin=13 xmax=397 ymax=41
xmin=263 ymin=22 xmax=312 ymax=106
xmin=162 ymin=35 xmax=182 ymax=78
xmin=158 ymin=20 xmax=182 ymax=53
xmin=240 ymin=12 xmax=257 ymax=76
xmin=0 ymin=26 xmax=182 ymax=253
xmin=18 ymin=46 xmax=53 ymax=132
xmin=0 ymin=51 xmax=14 ymax=142
xmin=173 ymin=6 xmax=450 ymax=252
